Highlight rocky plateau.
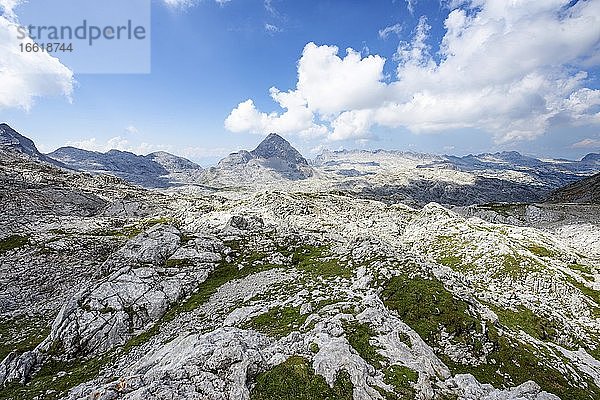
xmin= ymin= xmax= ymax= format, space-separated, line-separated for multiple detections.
xmin=0 ymin=124 xmax=599 ymax=400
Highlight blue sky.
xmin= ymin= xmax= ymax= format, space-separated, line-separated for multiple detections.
xmin=1 ymin=0 xmax=599 ymax=165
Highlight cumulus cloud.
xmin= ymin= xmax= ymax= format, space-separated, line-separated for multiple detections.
xmin=0 ymin=1 xmax=74 ymax=110
xmin=0 ymin=0 xmax=20 ymax=18
xmin=225 ymin=0 xmax=600 ymax=143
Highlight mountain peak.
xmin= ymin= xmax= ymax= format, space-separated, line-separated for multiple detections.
xmin=251 ymin=133 xmax=308 ymax=166
xmin=0 ymin=123 xmax=63 ymax=167
xmin=582 ymin=153 xmax=600 ymax=163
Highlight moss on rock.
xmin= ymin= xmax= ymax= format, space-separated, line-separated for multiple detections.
xmin=251 ymin=356 xmax=353 ymax=400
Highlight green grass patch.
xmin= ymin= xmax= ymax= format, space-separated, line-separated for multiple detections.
xmin=381 ymin=274 xmax=600 ymax=400
xmin=0 ymin=235 xmax=29 ymax=255
xmin=566 ymin=277 xmax=600 ymax=307
xmin=250 ymin=356 xmax=353 ymax=400
xmin=290 ymin=244 xmax=353 ymax=278
xmin=382 ymin=365 xmax=417 ymax=399
xmin=492 ymin=306 xmax=558 ymax=341
xmin=0 ymin=317 xmax=48 ymax=363
xmin=569 ymin=263 xmax=594 ymax=275
xmin=437 ymin=255 xmax=464 ymax=270
xmin=247 ymin=306 xmax=307 ymax=338
xmin=165 ymin=258 xmax=191 ymax=268
xmin=0 ymin=352 xmax=114 ymax=400
xmin=527 ymin=245 xmax=555 ymax=258
xmin=432 ymin=236 xmax=476 ymax=273
xmin=122 ymin=241 xmax=274 ymax=353
xmin=381 ymin=274 xmax=480 ymax=347
xmin=343 ymin=321 xmax=385 ymax=369
xmin=310 ymin=343 xmax=319 ymax=353
xmin=496 ymin=254 xmax=543 ymax=278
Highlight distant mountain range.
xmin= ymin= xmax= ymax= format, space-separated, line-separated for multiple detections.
xmin=546 ymin=172 xmax=600 ymax=204
xmin=48 ymin=146 xmax=203 ymax=188
xmin=1 ymin=123 xmax=599 ymax=204
xmin=26 ymin=129 xmax=311 ymax=187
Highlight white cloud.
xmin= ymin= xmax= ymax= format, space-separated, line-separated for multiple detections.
xmin=65 ymin=135 xmax=228 ymax=162
xmin=162 ymin=0 xmax=229 ymax=9
xmin=378 ymin=23 xmax=402 ymax=40
xmin=0 ymin=3 xmax=74 ymax=110
xmin=296 ymin=43 xmax=387 ymax=116
xmin=264 ymin=0 xmax=278 ymax=16
xmin=572 ymin=138 xmax=600 ymax=149
xmin=65 ymin=125 xmax=169 ymax=154
xmin=124 ymin=125 xmax=140 ymax=135
xmin=66 ymin=135 xmax=174 ymax=155
xmin=66 ymin=136 xmax=159 ymax=154
xmin=264 ymin=23 xmax=281 ymax=33
xmin=0 ymin=0 xmax=20 ymax=19
xmin=225 ymin=0 xmax=600 ymax=143
xmin=406 ymin=0 xmax=417 ymax=15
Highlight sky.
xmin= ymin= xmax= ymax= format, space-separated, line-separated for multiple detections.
xmin=0 ymin=0 xmax=599 ymax=165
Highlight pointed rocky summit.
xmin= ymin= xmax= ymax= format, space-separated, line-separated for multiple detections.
xmin=250 ymin=133 xmax=309 ymax=166
xmin=212 ymin=133 xmax=313 ymax=182
xmin=0 ymin=123 xmax=64 ymax=166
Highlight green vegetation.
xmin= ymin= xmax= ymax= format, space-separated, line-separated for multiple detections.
xmin=433 ymin=235 xmax=546 ymax=278
xmin=0 ymin=317 xmax=111 ymax=399
xmin=381 ymin=274 xmax=480 ymax=347
xmin=491 ymin=306 xmax=558 ymax=341
xmin=568 ymin=263 xmax=594 ymax=275
xmin=92 ymin=216 xmax=176 ymax=239
xmin=0 ymin=235 xmax=29 ymax=255
xmin=433 ymin=236 xmax=477 ymax=273
xmin=123 ymin=241 xmax=273 ymax=352
xmin=0 ymin=238 xmax=279 ymax=399
xmin=500 ymin=254 xmax=525 ymax=277
xmin=250 ymin=356 xmax=353 ymax=400
xmin=566 ymin=276 xmax=600 ymax=307
xmin=165 ymin=258 xmax=191 ymax=268
xmin=288 ymin=244 xmax=353 ymax=278
xmin=382 ymin=365 xmax=417 ymax=399
xmin=343 ymin=321 xmax=385 ymax=369
xmin=0 ymin=352 xmax=114 ymax=400
xmin=527 ymin=245 xmax=555 ymax=258
xmin=0 ymin=317 xmax=48 ymax=363
xmin=309 ymin=342 xmax=320 ymax=353
xmin=180 ymin=233 xmax=196 ymax=243
xmin=436 ymin=254 xmax=464 ymax=270
xmin=246 ymin=306 xmax=307 ymax=338
xmin=381 ymin=274 xmax=600 ymax=400
xmin=480 ymin=203 xmax=523 ymax=218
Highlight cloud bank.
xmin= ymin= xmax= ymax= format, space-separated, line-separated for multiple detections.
xmin=225 ymin=0 xmax=600 ymax=143
xmin=0 ymin=0 xmax=74 ymax=110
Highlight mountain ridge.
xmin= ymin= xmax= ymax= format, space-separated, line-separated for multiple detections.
xmin=546 ymin=172 xmax=600 ymax=204
xmin=0 ymin=123 xmax=67 ymax=168
xmin=208 ymin=132 xmax=313 ymax=183
xmin=47 ymin=144 xmax=204 ymax=188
